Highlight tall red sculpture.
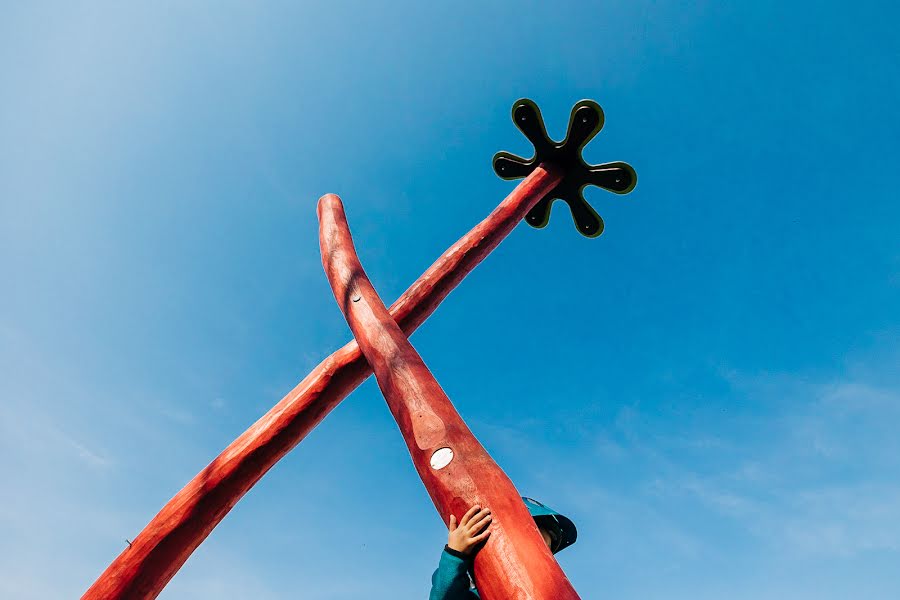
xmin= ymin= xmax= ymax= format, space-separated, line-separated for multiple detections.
xmin=319 ymin=194 xmax=579 ymax=599
xmin=83 ymin=99 xmax=635 ymax=599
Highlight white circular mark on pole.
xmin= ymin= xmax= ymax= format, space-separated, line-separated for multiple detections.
xmin=430 ymin=447 xmax=454 ymax=470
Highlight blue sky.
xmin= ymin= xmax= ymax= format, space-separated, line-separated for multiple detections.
xmin=1 ymin=1 xmax=898 ymax=598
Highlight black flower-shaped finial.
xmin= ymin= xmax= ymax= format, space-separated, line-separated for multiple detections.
xmin=493 ymin=99 xmax=637 ymax=238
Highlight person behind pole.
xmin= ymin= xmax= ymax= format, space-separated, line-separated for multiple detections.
xmin=428 ymin=497 xmax=577 ymax=599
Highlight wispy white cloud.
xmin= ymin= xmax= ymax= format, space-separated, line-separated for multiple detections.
xmin=477 ymin=358 xmax=900 ymax=573
xmin=63 ymin=435 xmax=114 ymax=469
xmin=648 ymin=374 xmax=900 ymax=559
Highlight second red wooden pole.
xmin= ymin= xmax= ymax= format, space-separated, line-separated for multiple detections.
xmin=319 ymin=194 xmax=580 ymax=600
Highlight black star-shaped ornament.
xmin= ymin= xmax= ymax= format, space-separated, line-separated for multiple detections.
xmin=493 ymin=99 xmax=637 ymax=238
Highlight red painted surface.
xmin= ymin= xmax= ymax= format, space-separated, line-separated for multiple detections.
xmin=83 ymin=164 xmax=562 ymax=599
xmin=318 ymin=194 xmax=580 ymax=600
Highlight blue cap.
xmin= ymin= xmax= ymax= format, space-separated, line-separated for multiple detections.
xmin=522 ymin=496 xmax=577 ymax=554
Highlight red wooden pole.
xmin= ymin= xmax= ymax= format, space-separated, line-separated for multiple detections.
xmin=319 ymin=194 xmax=580 ymax=600
xmin=83 ymin=165 xmax=562 ymax=600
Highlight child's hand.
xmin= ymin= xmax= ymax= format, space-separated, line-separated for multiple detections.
xmin=447 ymin=505 xmax=492 ymax=556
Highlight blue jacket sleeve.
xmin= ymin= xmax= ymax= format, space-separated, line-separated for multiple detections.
xmin=429 ymin=546 xmax=479 ymax=600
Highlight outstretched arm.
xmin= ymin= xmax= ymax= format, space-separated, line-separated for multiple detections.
xmin=429 ymin=549 xmax=477 ymax=600
xmin=430 ymin=505 xmax=492 ymax=600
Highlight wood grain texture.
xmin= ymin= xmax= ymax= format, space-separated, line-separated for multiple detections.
xmin=318 ymin=193 xmax=580 ymax=600
xmin=82 ymin=165 xmax=562 ymax=599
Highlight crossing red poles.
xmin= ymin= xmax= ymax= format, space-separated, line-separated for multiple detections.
xmin=83 ymin=164 xmax=561 ymax=600
xmin=319 ymin=194 xmax=580 ymax=600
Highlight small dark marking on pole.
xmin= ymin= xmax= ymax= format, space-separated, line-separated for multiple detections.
xmin=126 ymin=539 xmax=133 ymax=548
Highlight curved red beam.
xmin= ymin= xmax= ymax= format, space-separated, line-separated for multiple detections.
xmin=83 ymin=165 xmax=561 ymax=599
xmin=318 ymin=194 xmax=580 ymax=600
